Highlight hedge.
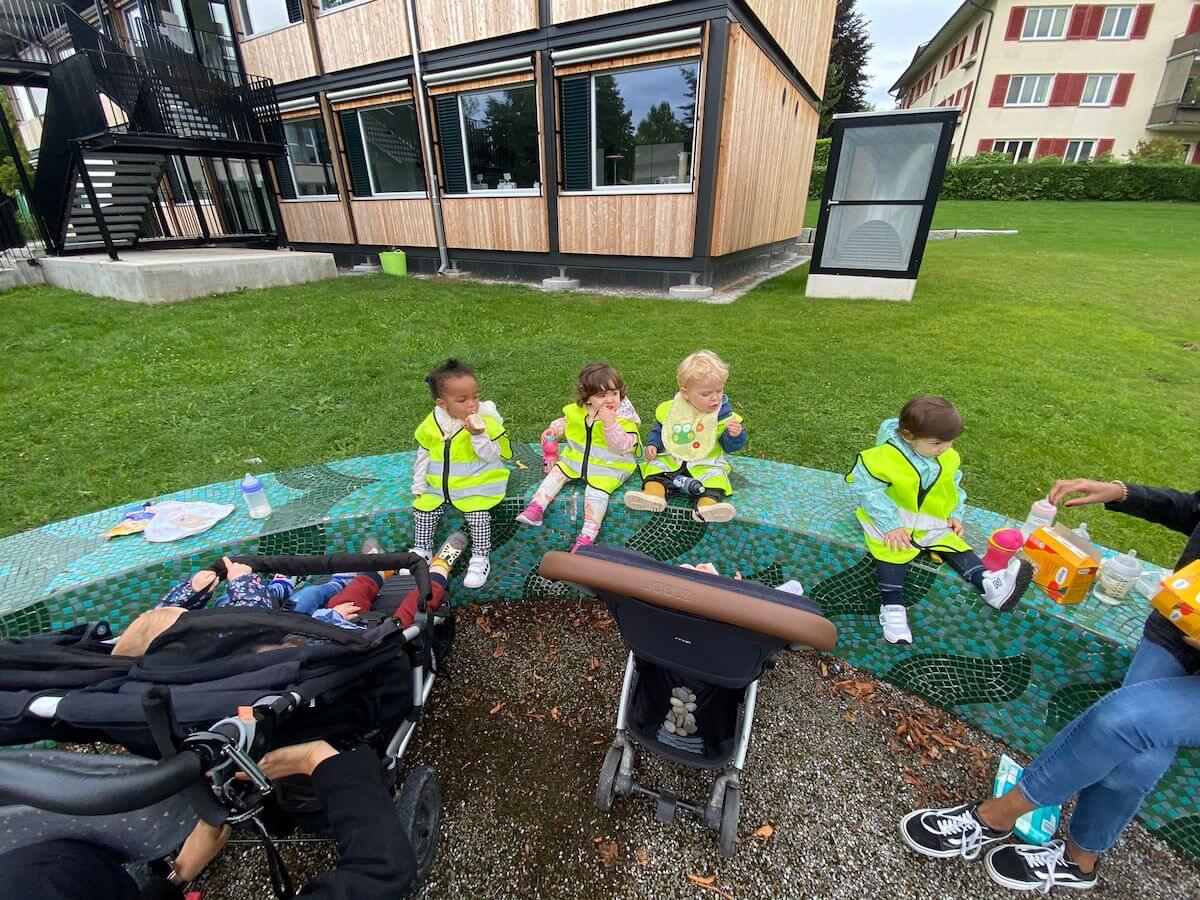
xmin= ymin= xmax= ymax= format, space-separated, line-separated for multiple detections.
xmin=806 ymin=162 xmax=1200 ymax=201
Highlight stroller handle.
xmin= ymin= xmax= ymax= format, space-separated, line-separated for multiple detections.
xmin=0 ymin=750 xmax=205 ymax=816
xmin=215 ymin=552 xmax=434 ymax=604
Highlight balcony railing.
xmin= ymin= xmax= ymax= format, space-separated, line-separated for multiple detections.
xmin=0 ymin=0 xmax=67 ymax=63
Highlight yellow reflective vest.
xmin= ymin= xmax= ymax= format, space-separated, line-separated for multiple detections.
xmin=640 ymin=399 xmax=741 ymax=496
xmin=413 ymin=411 xmax=511 ymax=512
xmin=556 ymin=403 xmax=640 ymax=494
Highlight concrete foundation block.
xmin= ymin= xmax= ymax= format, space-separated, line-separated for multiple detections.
xmin=805 ymin=273 xmax=916 ymax=302
xmin=668 ymin=283 xmax=715 ymax=300
xmin=541 ymin=276 xmax=580 ymax=292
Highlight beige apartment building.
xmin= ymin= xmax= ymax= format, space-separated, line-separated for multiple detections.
xmin=891 ymin=0 xmax=1200 ymax=164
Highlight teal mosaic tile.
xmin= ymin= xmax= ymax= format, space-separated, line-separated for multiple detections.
xmin=0 ymin=449 xmax=1193 ymax=862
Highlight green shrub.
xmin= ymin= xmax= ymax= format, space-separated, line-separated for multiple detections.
xmin=957 ymin=152 xmax=1015 ymax=166
xmin=1127 ymin=137 xmax=1186 ymax=164
xmin=805 ymin=161 xmax=1200 ymax=201
xmin=813 ymin=137 xmax=831 ymax=167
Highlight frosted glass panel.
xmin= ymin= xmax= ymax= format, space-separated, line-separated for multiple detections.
xmin=819 ymin=205 xmax=922 ymax=271
xmin=832 ymin=123 xmax=941 ymax=202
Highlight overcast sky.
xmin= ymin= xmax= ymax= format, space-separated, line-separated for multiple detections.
xmin=858 ymin=0 xmax=962 ymax=108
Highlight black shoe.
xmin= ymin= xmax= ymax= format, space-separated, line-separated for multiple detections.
xmin=899 ymin=802 xmax=1012 ymax=860
xmin=985 ymin=840 xmax=1098 ymax=892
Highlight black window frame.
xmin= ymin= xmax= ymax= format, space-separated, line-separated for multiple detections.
xmin=282 ymin=114 xmax=340 ymax=199
xmin=355 ymin=100 xmax=427 ymax=198
xmin=453 ymin=81 xmax=542 ymax=196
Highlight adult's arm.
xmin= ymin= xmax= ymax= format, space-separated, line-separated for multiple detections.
xmin=292 ymin=746 xmax=417 ymax=899
xmin=1050 ymin=479 xmax=1200 ymax=537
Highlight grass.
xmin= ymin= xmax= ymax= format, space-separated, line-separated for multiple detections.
xmin=2 ymin=200 xmax=1197 ymax=565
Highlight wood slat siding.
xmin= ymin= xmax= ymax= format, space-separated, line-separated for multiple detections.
xmin=17 ymin=117 xmax=42 ymax=152
xmin=558 ymin=193 xmax=695 ymax=257
xmin=550 ymin=0 xmax=672 ymax=23
xmin=427 ymin=72 xmax=535 ymax=96
xmin=278 ymin=200 xmax=354 ymax=243
xmin=414 ymin=0 xmax=538 ymax=51
xmin=316 ymin=0 xmax=411 ymax=73
xmin=710 ymin=24 xmax=818 ymax=258
xmin=238 ymin=23 xmax=318 ymax=84
xmin=331 ymin=91 xmax=412 ymax=112
xmin=351 ymin=198 xmax=435 ymax=246
xmin=554 ymin=45 xmax=700 ymax=77
xmin=442 ymin=197 xmax=548 ymax=251
xmin=743 ymin=0 xmax=836 ymax=96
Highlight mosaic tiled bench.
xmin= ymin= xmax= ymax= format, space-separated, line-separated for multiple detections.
xmin=2 ymin=447 xmax=1197 ymax=863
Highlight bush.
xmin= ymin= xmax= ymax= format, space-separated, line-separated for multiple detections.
xmin=813 ymin=137 xmax=831 ymax=167
xmin=806 ymin=161 xmax=1200 ymax=201
xmin=957 ymin=152 xmax=1015 ymax=166
xmin=1126 ymin=137 xmax=1187 ymax=164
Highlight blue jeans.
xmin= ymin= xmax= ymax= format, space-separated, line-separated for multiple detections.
xmin=1018 ymin=638 xmax=1198 ymax=853
xmin=287 ymin=575 xmax=355 ymax=615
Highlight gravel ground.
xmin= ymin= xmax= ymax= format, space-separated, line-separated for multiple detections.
xmin=199 ymin=597 xmax=1200 ymax=899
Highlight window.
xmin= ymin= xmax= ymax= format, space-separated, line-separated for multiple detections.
xmin=237 ymin=0 xmax=292 ymax=36
xmin=459 ymin=84 xmax=539 ymax=193
xmin=1064 ymin=139 xmax=1096 ymax=163
xmin=283 ymin=116 xmax=338 ymax=197
xmin=994 ymin=139 xmax=1035 ymax=162
xmin=1099 ymin=5 xmax=1134 ymax=38
xmin=591 ymin=61 xmax=699 ymax=191
xmin=1022 ymin=6 xmax=1069 ymax=39
xmin=1005 ymin=74 xmax=1053 ymax=106
xmin=11 ymin=86 xmax=46 ymax=121
xmin=359 ymin=102 xmax=426 ymax=195
xmin=170 ymin=156 xmax=212 ymax=202
xmin=1081 ymin=74 xmax=1116 ymax=106
xmin=320 ymin=0 xmax=360 ymax=10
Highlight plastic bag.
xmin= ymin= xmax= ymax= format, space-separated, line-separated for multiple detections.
xmin=142 ymin=501 xmax=235 ymax=543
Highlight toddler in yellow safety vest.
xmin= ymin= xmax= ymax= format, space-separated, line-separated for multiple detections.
xmin=516 ymin=362 xmax=641 ymax=553
xmin=624 ymin=349 xmax=746 ymax=523
xmin=847 ymin=396 xmax=1033 ymax=645
xmin=411 ymin=358 xmax=512 ymax=589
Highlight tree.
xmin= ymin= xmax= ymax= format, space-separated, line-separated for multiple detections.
xmin=820 ymin=0 xmax=873 ymax=136
xmin=1126 ymin=137 xmax=1186 ymax=164
xmin=0 ymin=92 xmax=33 ymax=197
xmin=634 ymin=101 xmax=684 ymax=146
xmin=594 ymin=74 xmax=634 ymax=184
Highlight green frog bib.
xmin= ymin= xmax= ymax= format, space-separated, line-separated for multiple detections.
xmin=663 ymin=393 xmax=719 ymax=461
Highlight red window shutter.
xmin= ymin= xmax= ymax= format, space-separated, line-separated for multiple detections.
xmin=1065 ymin=73 xmax=1087 ymax=105
xmin=1192 ymin=143 xmax=1200 ymax=164
xmin=1050 ymin=74 xmax=1072 ymax=106
xmin=1111 ymin=73 xmax=1134 ymax=106
xmin=1053 ymin=138 xmax=1070 ymax=157
xmin=1188 ymin=4 xmax=1200 ymax=35
xmin=1035 ymin=138 xmax=1055 ymax=158
xmin=1084 ymin=5 xmax=1104 ymax=36
xmin=972 ymin=22 xmax=983 ymax=52
xmin=1096 ymin=138 xmax=1115 ymax=156
xmin=990 ymin=74 xmax=1011 ymax=106
xmin=1067 ymin=4 xmax=1090 ymax=38
xmin=1131 ymin=3 xmax=1153 ymax=37
xmin=963 ymin=82 xmax=972 ymax=108
xmin=978 ymin=139 xmax=994 ymax=153
xmin=1006 ymin=6 xmax=1026 ymax=39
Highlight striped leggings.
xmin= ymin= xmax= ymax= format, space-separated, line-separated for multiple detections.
xmin=413 ymin=507 xmax=492 ymax=558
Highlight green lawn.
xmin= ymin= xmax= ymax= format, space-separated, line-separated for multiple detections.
xmin=2 ymin=200 xmax=1197 ymax=566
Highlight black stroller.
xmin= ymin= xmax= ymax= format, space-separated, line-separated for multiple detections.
xmin=0 ymin=551 xmax=450 ymax=896
xmin=541 ymin=545 xmax=837 ymax=857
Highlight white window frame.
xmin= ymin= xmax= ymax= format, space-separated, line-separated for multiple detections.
xmin=356 ymin=102 xmax=427 ymax=199
xmin=284 ymin=115 xmax=339 ymax=200
xmin=583 ymin=58 xmax=702 ymax=196
xmin=1183 ymin=142 xmax=1196 ymax=163
xmin=1021 ymin=6 xmax=1070 ymax=40
xmin=236 ymin=0 xmax=296 ymax=39
xmin=456 ymin=84 xmax=542 ymax=197
xmin=1005 ymin=74 xmax=1054 ymax=106
xmin=1081 ymin=74 xmax=1116 ymax=106
xmin=1063 ymin=139 xmax=1097 ymax=163
xmin=1099 ymin=5 xmax=1134 ymax=39
xmin=317 ymin=0 xmax=374 ymax=15
xmin=994 ymin=139 xmax=1036 ymax=163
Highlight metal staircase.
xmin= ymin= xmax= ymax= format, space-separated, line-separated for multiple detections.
xmin=63 ymin=154 xmax=166 ymax=251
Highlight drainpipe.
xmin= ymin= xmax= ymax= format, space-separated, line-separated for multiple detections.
xmin=404 ymin=0 xmax=449 ymax=273
xmin=956 ymin=0 xmax=995 ymax=161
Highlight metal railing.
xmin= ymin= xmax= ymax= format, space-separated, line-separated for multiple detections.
xmin=0 ymin=0 xmax=67 ymax=62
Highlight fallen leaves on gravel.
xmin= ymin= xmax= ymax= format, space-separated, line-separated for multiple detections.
xmin=492 ymin=644 xmax=505 ymax=659
xmin=595 ymin=839 xmax=619 ymax=867
xmin=686 ymin=873 xmax=734 ymax=899
xmin=751 ymin=824 xmax=774 ymax=840
xmin=635 ymin=849 xmax=650 ymax=866
xmin=489 ymin=701 xmax=505 ymax=714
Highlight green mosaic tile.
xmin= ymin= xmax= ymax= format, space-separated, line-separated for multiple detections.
xmin=886 ymin=653 xmax=1033 ymax=708
xmin=1046 ymin=680 xmax=1125 ymax=733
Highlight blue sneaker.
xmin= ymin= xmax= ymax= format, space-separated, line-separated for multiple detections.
xmin=268 ymin=574 xmax=297 ymax=601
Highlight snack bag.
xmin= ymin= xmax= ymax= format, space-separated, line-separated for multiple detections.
xmin=993 ymin=754 xmax=1060 ymax=845
xmin=1150 ymin=559 xmax=1200 ymax=639
xmin=103 ymin=503 xmax=156 ymax=539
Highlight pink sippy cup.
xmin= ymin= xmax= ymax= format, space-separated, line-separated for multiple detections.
xmin=983 ymin=528 xmax=1025 ymax=571
xmin=541 ymin=434 xmax=559 ymax=473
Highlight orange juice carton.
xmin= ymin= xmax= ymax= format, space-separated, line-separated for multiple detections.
xmin=1023 ymin=524 xmax=1102 ymax=604
xmin=1150 ymin=559 xmax=1200 ymax=639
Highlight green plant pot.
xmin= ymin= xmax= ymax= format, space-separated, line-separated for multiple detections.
xmin=379 ymin=250 xmax=408 ymax=277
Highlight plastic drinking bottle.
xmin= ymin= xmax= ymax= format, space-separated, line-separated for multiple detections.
xmin=1021 ymin=497 xmax=1058 ymax=538
xmin=541 ymin=435 xmax=559 ymax=474
xmin=671 ymin=475 xmax=706 ymax=497
xmin=982 ymin=528 xmax=1024 ymax=571
xmin=1095 ymin=550 xmax=1142 ymax=605
xmin=241 ymin=473 xmax=272 ymax=519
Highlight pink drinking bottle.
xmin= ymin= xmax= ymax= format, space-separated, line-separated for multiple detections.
xmin=983 ymin=528 xmax=1024 ymax=571
xmin=541 ymin=434 xmax=559 ymax=473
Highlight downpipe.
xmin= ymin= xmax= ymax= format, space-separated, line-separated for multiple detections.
xmin=404 ymin=0 xmax=450 ymax=273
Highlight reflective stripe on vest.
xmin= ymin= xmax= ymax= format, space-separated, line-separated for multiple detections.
xmin=557 ymin=404 xmax=638 ymax=493
xmin=414 ymin=411 xmax=511 ymax=512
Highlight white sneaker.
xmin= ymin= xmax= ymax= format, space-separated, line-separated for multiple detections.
xmin=463 ymin=555 xmax=490 ymax=589
xmin=880 ymin=604 xmax=913 ymax=644
xmin=982 ymin=558 xmax=1034 ymax=612
xmin=409 ymin=547 xmax=431 ymax=563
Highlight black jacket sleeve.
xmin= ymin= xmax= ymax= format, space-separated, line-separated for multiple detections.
xmin=1107 ymin=483 xmax=1200 ymax=571
xmin=297 ymin=747 xmax=417 ymax=899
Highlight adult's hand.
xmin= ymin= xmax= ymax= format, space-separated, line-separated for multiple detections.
xmin=258 ymin=740 xmax=339 ymax=781
xmin=1048 ymin=479 xmax=1125 ymax=508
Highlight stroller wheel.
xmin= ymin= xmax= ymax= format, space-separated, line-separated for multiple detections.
xmin=718 ymin=784 xmax=740 ymax=859
xmin=397 ymin=765 xmax=443 ymax=886
xmin=596 ymin=745 xmax=622 ymax=812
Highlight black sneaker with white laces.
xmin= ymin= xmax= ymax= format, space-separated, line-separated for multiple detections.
xmin=899 ymin=802 xmax=1013 ymax=860
xmin=985 ymin=839 xmax=1098 ymax=892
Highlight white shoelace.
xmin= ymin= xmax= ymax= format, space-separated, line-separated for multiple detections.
xmin=1014 ymin=840 xmax=1070 ymax=894
xmin=927 ymin=807 xmax=987 ymax=859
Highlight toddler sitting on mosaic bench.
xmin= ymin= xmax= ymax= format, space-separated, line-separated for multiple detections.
xmin=847 ymin=396 xmax=1033 ymax=645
